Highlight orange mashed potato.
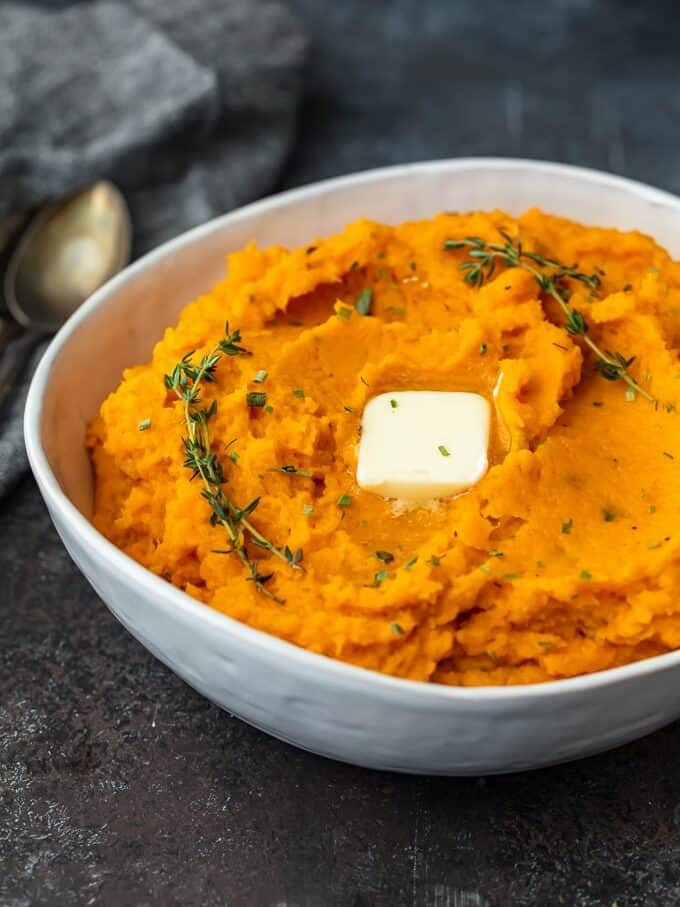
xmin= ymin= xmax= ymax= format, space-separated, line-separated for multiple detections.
xmin=88 ymin=209 xmax=680 ymax=685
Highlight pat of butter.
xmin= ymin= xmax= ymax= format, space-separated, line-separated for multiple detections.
xmin=357 ymin=391 xmax=490 ymax=501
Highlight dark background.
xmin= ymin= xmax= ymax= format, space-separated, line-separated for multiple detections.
xmin=4 ymin=1 xmax=680 ymax=905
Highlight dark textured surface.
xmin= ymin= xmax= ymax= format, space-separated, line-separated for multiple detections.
xmin=4 ymin=1 xmax=680 ymax=904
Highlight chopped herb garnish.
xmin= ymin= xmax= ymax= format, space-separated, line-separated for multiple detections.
xmin=376 ymin=550 xmax=395 ymax=564
xmin=292 ymin=388 xmax=305 ymax=399
xmin=336 ymin=305 xmax=352 ymax=321
xmin=504 ymin=572 xmax=523 ymax=581
xmin=253 ymin=369 xmax=268 ymax=384
xmin=602 ymin=507 xmax=616 ymax=522
xmin=536 ymin=560 xmax=545 ymax=568
xmin=580 ymin=570 xmax=592 ymax=580
xmin=390 ymin=399 xmax=398 ymax=409
xmin=625 ymin=387 xmax=637 ymax=402
xmin=269 ymin=465 xmax=312 ymax=477
xmin=391 ymin=621 xmax=405 ymax=635
xmin=228 ymin=451 xmax=239 ymax=464
xmin=366 ymin=569 xmax=390 ymax=588
xmin=623 ymin=283 xmax=632 ymax=292
xmin=246 ymin=391 xmax=267 ymax=408
xmin=444 ymin=231 xmax=655 ymax=403
xmin=355 ymin=288 xmax=373 ymax=316
xmin=337 ymin=493 xmax=352 ymax=508
xmin=410 ymin=261 xmax=417 ymax=271
xmin=377 ymin=251 xmax=387 ymax=260
xmin=479 ymin=564 xmax=492 ymax=575
xmin=592 ymin=401 xmax=604 ymax=407
xmin=663 ymin=451 xmax=675 ymax=459
xmin=479 ymin=342 xmax=488 ymax=355
xmin=438 ymin=444 xmax=451 ymax=457
xmin=488 ymin=549 xmax=504 ymax=558
xmin=648 ymin=541 xmax=662 ymax=550
xmin=264 ymin=404 xmax=274 ymax=414
xmin=350 ymin=260 xmax=360 ymax=271
xmin=377 ymin=267 xmax=388 ymax=280
xmin=427 ymin=554 xmax=443 ymax=566
xmin=343 ymin=405 xmax=354 ymax=413
xmin=138 ymin=418 xmax=152 ymax=431
xmin=649 ymin=504 xmax=657 ymax=514
xmin=360 ymin=376 xmax=369 ymax=386
xmin=302 ymin=503 xmax=314 ymax=516
xmin=387 ymin=306 xmax=406 ymax=316
xmin=538 ymin=641 xmax=554 ymax=651
xmin=404 ymin=555 xmax=418 ymax=571
xmin=561 ymin=518 xmax=573 ymax=534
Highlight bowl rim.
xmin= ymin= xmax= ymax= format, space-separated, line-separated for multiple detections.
xmin=24 ymin=155 xmax=680 ymax=702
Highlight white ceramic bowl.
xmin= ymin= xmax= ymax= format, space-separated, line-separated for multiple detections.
xmin=25 ymin=159 xmax=680 ymax=775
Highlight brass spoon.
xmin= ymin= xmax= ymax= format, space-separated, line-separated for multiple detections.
xmin=4 ymin=181 xmax=132 ymax=333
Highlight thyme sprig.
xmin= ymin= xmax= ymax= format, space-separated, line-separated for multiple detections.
xmin=443 ymin=231 xmax=655 ymax=403
xmin=165 ymin=324 xmax=301 ymax=602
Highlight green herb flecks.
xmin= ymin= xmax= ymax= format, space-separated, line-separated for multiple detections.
xmin=390 ymin=621 xmax=405 ymax=635
xmin=376 ymin=550 xmax=395 ymax=564
xmin=365 ymin=569 xmax=390 ymax=588
xmin=438 ymin=444 xmax=451 ymax=457
xmin=561 ymin=517 xmax=573 ymax=534
xmin=355 ymin=288 xmax=373 ymax=316
xmin=138 ymin=418 xmax=152 ymax=431
xmin=164 ymin=325 xmax=300 ymax=602
xmin=292 ymin=388 xmax=305 ymax=399
xmin=269 ymin=465 xmax=313 ymax=478
xmin=337 ymin=493 xmax=352 ymax=508
xmin=443 ymin=231 xmax=655 ymax=403
xmin=246 ymin=391 xmax=267 ymax=408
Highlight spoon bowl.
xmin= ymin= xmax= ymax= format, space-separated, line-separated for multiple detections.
xmin=4 ymin=182 xmax=131 ymax=333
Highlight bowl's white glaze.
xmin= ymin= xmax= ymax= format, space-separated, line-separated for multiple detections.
xmin=25 ymin=158 xmax=680 ymax=774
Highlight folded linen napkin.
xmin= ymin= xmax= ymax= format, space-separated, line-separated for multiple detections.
xmin=0 ymin=0 xmax=306 ymax=499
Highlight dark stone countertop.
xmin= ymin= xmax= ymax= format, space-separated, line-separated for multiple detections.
xmin=4 ymin=1 xmax=680 ymax=904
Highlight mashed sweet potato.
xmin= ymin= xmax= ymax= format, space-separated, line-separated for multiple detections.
xmin=88 ymin=209 xmax=680 ymax=685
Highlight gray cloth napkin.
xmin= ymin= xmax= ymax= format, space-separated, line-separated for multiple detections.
xmin=0 ymin=0 xmax=306 ymax=498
